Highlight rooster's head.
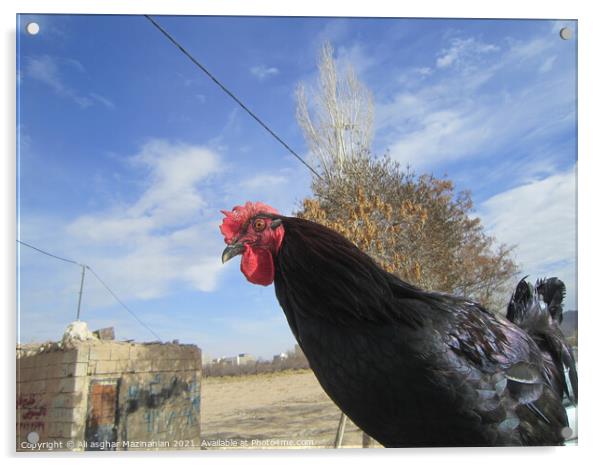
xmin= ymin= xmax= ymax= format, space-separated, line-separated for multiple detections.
xmin=219 ymin=202 xmax=284 ymax=286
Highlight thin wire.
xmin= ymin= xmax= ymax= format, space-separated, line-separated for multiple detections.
xmin=86 ymin=266 xmax=163 ymax=341
xmin=17 ymin=239 xmax=81 ymax=266
xmin=17 ymin=239 xmax=162 ymax=341
xmin=144 ymin=14 xmax=324 ymax=181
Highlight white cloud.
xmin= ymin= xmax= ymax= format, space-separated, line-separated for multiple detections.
xmin=25 ymin=55 xmax=91 ymax=107
xmin=221 ymin=166 xmax=310 ymax=216
xmin=24 ymin=55 xmax=114 ymax=109
xmin=436 ymin=37 xmax=499 ymax=69
xmin=52 ymin=140 xmax=227 ymax=303
xmin=250 ymin=64 xmax=280 ymax=80
xmin=539 ymin=55 xmax=557 ymax=74
xmin=479 ymin=166 xmax=577 ymax=308
xmin=507 ymin=37 xmax=549 ymax=63
xmin=90 ymin=92 xmax=115 ymax=109
xmin=313 ymin=19 xmax=351 ymax=50
xmin=335 ymin=43 xmax=377 ymax=77
xmin=384 ymin=105 xmax=493 ymax=169
xmin=129 ymin=140 xmax=221 ymax=226
xmin=208 ymin=107 xmax=240 ymax=150
xmin=376 ymin=34 xmax=573 ymax=171
xmin=239 ymin=173 xmax=289 ymax=190
xmin=63 ymin=57 xmax=86 ymax=73
xmin=70 ymin=140 xmax=221 ymax=240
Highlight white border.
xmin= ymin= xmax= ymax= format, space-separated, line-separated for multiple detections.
xmin=4 ymin=0 xmax=587 ymax=18
xmin=3 ymin=1 xmax=601 ymax=465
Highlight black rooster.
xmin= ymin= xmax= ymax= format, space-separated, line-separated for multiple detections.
xmin=220 ymin=202 xmax=570 ymax=447
xmin=506 ymin=277 xmax=578 ymax=405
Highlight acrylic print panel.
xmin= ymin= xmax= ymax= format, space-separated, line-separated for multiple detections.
xmin=16 ymin=14 xmax=577 ymax=451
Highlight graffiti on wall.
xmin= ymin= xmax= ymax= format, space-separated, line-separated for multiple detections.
xmin=17 ymin=394 xmax=47 ymax=432
xmin=125 ymin=374 xmax=200 ymax=434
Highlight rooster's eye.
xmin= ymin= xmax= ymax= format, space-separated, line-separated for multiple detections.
xmin=253 ymin=218 xmax=267 ymax=232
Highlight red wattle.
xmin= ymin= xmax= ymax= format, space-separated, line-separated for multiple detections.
xmin=241 ymin=246 xmax=274 ymax=286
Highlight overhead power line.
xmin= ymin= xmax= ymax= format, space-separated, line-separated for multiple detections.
xmin=85 ymin=266 xmax=162 ymax=341
xmin=143 ymin=14 xmax=324 ymax=181
xmin=17 ymin=239 xmax=81 ymax=266
xmin=17 ymin=239 xmax=162 ymax=341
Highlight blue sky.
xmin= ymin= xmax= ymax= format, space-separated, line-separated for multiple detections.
xmin=17 ymin=15 xmax=577 ymax=359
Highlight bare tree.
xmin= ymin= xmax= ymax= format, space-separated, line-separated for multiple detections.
xmin=296 ymin=42 xmax=374 ymax=181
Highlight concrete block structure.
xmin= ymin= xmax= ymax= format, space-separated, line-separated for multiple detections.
xmin=17 ymin=338 xmax=202 ymax=451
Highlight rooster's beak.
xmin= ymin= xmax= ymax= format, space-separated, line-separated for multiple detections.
xmin=222 ymin=242 xmax=245 ymax=264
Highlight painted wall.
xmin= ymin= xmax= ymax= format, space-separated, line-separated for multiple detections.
xmin=16 ymin=341 xmax=202 ymax=451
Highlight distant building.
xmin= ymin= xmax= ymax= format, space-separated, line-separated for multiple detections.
xmin=273 ymin=352 xmax=288 ymax=363
xmin=219 ymin=356 xmax=238 ymax=366
xmin=212 ymin=353 xmax=256 ymax=366
xmin=237 ymin=353 xmax=256 ymax=365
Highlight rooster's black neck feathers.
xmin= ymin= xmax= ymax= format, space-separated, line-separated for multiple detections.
xmin=274 ymin=216 xmax=463 ymax=329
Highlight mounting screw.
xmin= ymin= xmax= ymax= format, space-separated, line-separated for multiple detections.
xmin=559 ymin=27 xmax=572 ymax=40
xmin=26 ymin=22 xmax=40 ymax=35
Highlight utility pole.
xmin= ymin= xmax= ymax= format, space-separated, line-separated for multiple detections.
xmin=76 ymin=264 xmax=86 ymax=321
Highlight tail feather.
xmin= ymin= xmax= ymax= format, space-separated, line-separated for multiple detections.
xmin=506 ymin=276 xmax=541 ymax=325
xmin=536 ymin=277 xmax=566 ymax=324
xmin=507 ymin=277 xmax=577 ymax=404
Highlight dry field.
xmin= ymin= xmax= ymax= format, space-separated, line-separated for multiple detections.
xmin=200 ymin=369 xmax=374 ymax=449
xmin=199 ymin=364 xmax=578 ymax=450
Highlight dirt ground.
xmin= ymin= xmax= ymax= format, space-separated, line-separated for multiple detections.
xmin=200 ymin=369 xmax=376 ymax=449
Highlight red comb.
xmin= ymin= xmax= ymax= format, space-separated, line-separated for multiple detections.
xmin=219 ymin=202 xmax=280 ymax=243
